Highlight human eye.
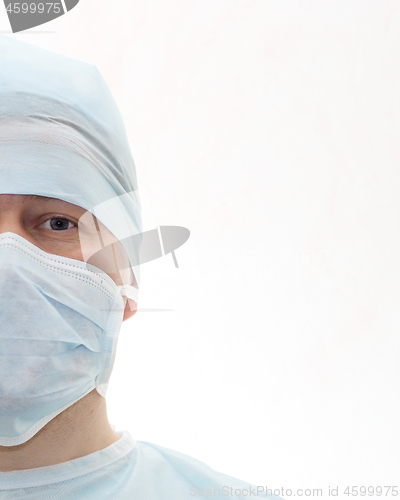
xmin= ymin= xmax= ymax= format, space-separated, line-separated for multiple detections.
xmin=39 ymin=217 xmax=77 ymax=231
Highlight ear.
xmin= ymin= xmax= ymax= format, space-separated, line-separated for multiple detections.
xmin=123 ymin=298 xmax=138 ymax=321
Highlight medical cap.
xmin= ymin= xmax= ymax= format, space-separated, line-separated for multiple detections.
xmin=0 ymin=35 xmax=143 ymax=286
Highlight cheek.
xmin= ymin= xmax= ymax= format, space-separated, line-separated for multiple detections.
xmin=107 ymin=271 xmax=122 ymax=286
xmin=35 ymin=237 xmax=84 ymax=262
xmin=106 ymin=263 xmax=133 ymax=287
xmin=118 ymin=266 xmax=134 ymax=286
xmin=67 ymin=246 xmax=85 ymax=262
xmin=112 ymin=245 xmax=133 ymax=286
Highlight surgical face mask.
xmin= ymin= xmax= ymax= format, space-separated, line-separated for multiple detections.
xmin=0 ymin=232 xmax=138 ymax=447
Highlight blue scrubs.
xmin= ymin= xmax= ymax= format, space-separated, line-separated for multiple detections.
xmin=0 ymin=432 xmax=279 ymax=499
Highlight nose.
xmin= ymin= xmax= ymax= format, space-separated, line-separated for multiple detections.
xmin=0 ymin=196 xmax=44 ymax=248
xmin=0 ymin=226 xmax=33 ymax=243
xmin=0 ymin=195 xmax=35 ymax=250
xmin=0 ymin=212 xmax=35 ymax=244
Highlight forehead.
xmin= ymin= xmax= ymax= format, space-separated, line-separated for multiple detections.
xmin=0 ymin=194 xmax=84 ymax=211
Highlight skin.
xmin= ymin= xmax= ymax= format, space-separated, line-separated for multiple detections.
xmin=0 ymin=194 xmax=138 ymax=472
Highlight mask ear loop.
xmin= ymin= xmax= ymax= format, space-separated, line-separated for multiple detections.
xmin=119 ymin=284 xmax=138 ymax=302
xmin=119 ymin=283 xmax=139 ymax=312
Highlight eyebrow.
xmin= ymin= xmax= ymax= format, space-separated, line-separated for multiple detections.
xmin=23 ymin=195 xmax=59 ymax=203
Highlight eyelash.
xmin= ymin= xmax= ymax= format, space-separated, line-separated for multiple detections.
xmin=40 ymin=217 xmax=77 ymax=231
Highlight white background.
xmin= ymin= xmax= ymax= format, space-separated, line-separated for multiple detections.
xmin=1 ymin=1 xmax=399 ymax=497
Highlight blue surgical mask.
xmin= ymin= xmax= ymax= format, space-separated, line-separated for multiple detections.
xmin=0 ymin=232 xmax=137 ymax=447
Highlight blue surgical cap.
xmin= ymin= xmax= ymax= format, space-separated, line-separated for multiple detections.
xmin=0 ymin=35 xmax=143 ymax=286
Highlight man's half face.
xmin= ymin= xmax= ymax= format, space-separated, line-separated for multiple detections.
xmin=0 ymin=193 xmax=137 ymax=318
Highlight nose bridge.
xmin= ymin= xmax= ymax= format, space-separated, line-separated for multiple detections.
xmin=0 ymin=199 xmax=29 ymax=238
